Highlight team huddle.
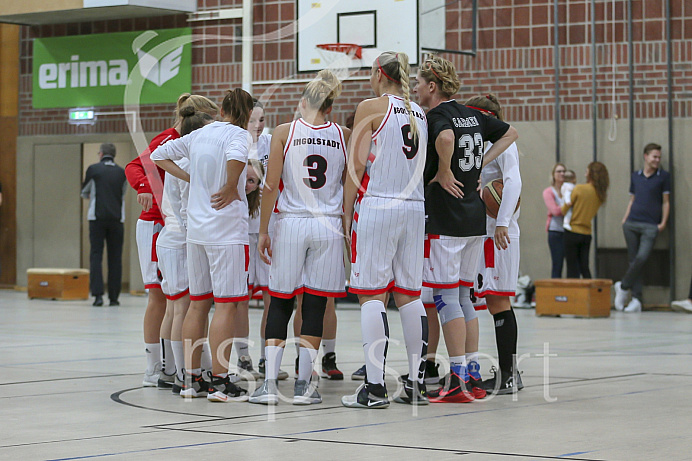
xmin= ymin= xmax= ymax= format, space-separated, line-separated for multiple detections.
xmin=127 ymin=51 xmax=523 ymax=408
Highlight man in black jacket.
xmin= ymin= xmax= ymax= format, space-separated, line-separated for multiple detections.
xmin=81 ymin=144 xmax=127 ymax=306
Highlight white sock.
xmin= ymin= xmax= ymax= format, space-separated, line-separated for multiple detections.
xmin=450 ymin=355 xmax=467 ymax=378
xmin=201 ymin=341 xmax=213 ymax=374
xmin=162 ymin=339 xmax=175 ymax=375
xmin=361 ymin=300 xmax=388 ymax=386
xmin=260 ymin=337 xmax=266 ymax=359
xmin=145 ymin=342 xmax=161 ymax=374
xmin=399 ymin=299 xmax=428 ymax=385
xmin=265 ymin=345 xmax=284 ymax=381
xmin=322 ymin=338 xmax=336 ymax=355
xmin=172 ymin=340 xmax=185 ymax=380
xmin=298 ymin=346 xmax=318 ymax=382
xmin=188 ymin=368 xmax=201 ymax=376
xmin=235 ymin=336 xmax=250 ymax=360
xmin=466 ymin=351 xmax=479 ymax=365
xmin=295 ymin=340 xmax=301 ymax=358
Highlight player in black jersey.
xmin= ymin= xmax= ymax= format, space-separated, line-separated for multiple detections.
xmin=414 ymin=55 xmax=518 ymax=402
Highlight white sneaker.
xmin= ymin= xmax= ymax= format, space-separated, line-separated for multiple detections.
xmin=248 ymin=379 xmax=279 ymax=405
xmin=671 ymin=299 xmax=692 ymax=313
xmin=614 ymin=282 xmax=630 ymax=311
xmin=143 ymin=364 xmax=161 ymax=387
xmin=624 ymin=298 xmax=642 ymax=313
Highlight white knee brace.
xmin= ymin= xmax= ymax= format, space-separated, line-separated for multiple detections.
xmin=459 ymin=286 xmax=478 ymax=322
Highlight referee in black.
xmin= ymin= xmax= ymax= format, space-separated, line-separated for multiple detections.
xmin=81 ymin=144 xmax=127 ymax=306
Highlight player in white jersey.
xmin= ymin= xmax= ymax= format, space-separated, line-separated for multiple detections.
xmin=250 ymin=70 xmax=349 ymax=406
xmin=152 ymin=88 xmax=254 ymax=403
xmin=464 ymin=94 xmax=523 ymax=395
xmin=416 ymin=57 xmax=518 ymax=404
xmin=340 ymin=51 xmax=429 ymax=409
xmin=156 ymin=108 xmax=215 ymax=394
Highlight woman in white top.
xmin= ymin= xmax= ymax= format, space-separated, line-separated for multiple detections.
xmin=249 ymin=70 xmax=350 ymax=405
xmin=152 ymin=88 xmax=254 ymax=403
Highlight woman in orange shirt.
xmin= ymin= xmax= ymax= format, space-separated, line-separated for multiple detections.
xmin=561 ymin=162 xmax=609 ymax=279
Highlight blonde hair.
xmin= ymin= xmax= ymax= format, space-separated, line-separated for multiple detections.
xmin=302 ymin=69 xmax=343 ymax=112
xmin=464 ymin=93 xmax=504 ymax=121
xmin=376 ymin=51 xmax=419 ymax=142
xmin=419 ymin=55 xmax=461 ymax=98
xmin=175 ymin=93 xmax=219 ymax=124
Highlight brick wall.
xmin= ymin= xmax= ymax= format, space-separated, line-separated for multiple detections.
xmin=17 ymin=0 xmax=692 ymax=136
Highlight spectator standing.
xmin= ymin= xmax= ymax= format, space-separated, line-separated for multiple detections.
xmin=614 ymin=143 xmax=671 ymax=313
xmin=81 ymin=144 xmax=127 ymax=306
xmin=543 ymin=164 xmax=566 ymax=278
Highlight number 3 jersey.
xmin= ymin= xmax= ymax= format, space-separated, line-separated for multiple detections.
xmin=361 ymin=94 xmax=428 ymax=202
xmin=424 ymin=100 xmax=510 ymax=237
xmin=277 ymin=119 xmax=347 ymax=216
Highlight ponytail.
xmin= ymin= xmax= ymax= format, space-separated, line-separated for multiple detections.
xmin=222 ymin=88 xmax=254 ymax=129
xmin=377 ymin=51 xmax=419 ymax=143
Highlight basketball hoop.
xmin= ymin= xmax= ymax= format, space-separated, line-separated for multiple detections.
xmin=314 ymin=43 xmax=364 ymax=73
xmin=316 ymin=43 xmax=363 ymax=59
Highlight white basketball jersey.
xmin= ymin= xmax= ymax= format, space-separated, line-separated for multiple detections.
xmin=362 ymin=95 xmax=428 ymax=202
xmin=276 ymin=119 xmax=346 ymax=216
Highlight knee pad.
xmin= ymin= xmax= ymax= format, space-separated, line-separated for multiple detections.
xmin=433 ymin=288 xmax=464 ymax=326
xmin=458 ymin=286 xmax=478 ymax=322
xmin=300 ymin=293 xmax=327 ymax=337
xmin=264 ymin=296 xmax=294 ymax=341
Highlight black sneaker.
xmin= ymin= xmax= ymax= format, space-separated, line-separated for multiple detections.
xmin=428 ymin=372 xmax=475 ymax=403
xmin=468 ymin=375 xmax=487 ymax=399
xmin=351 ymin=364 xmax=367 ymax=381
xmin=92 ymin=296 xmax=103 ymax=307
xmin=424 ymin=360 xmax=440 ymax=385
xmin=258 ymin=358 xmax=266 ymax=377
xmin=157 ymin=371 xmax=175 ymax=389
xmin=109 ymin=299 xmax=120 ymax=306
xmin=207 ymin=374 xmax=249 ymax=402
xmin=321 ymin=352 xmax=344 ymax=380
xmin=172 ymin=375 xmax=183 ymax=395
xmin=394 ymin=379 xmax=428 ymax=405
xmin=341 ymin=382 xmax=389 ymax=408
xmin=237 ymin=356 xmax=261 ymax=380
xmin=482 ymin=367 xmax=524 ymax=395
xmin=179 ymin=372 xmax=209 ymax=398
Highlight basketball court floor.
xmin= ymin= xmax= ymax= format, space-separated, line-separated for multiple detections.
xmin=1 ymin=289 xmax=690 ymax=460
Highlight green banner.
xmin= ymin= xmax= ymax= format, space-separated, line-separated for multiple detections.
xmin=33 ymin=28 xmax=192 ymax=109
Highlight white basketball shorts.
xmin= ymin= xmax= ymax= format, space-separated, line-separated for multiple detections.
xmin=156 ymin=244 xmax=189 ymax=300
xmin=248 ymin=233 xmax=270 ymax=294
xmin=476 ymin=237 xmax=521 ymax=297
xmin=136 ymin=219 xmax=164 ymax=289
xmin=349 ymin=197 xmax=424 ymax=296
xmin=187 ymin=242 xmax=249 ymax=303
xmin=269 ymin=216 xmax=346 ymax=298
xmin=423 ymin=235 xmax=483 ymax=289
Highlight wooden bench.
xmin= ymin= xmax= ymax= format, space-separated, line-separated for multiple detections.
xmin=535 ymin=279 xmax=612 ymax=318
xmin=27 ymin=268 xmax=90 ymax=300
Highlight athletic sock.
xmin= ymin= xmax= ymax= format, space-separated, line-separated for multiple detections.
xmin=398 ymin=299 xmax=428 ymax=385
xmin=298 ymin=346 xmax=318 ymax=382
xmin=162 ymin=338 xmax=175 ymax=375
xmin=361 ymin=300 xmax=388 ymax=386
xmin=493 ymin=309 xmax=518 ymax=374
xmin=201 ymin=341 xmax=213 ymax=374
xmin=188 ymin=368 xmax=201 ymax=376
xmin=172 ymin=340 xmax=185 ymax=380
xmin=235 ymin=336 xmax=250 ymax=360
xmin=145 ymin=342 xmax=161 ymax=374
xmin=321 ymin=338 xmax=336 ymax=355
xmin=260 ymin=337 xmax=266 ymax=360
xmin=265 ymin=345 xmax=284 ymax=381
xmin=466 ymin=352 xmax=481 ymax=379
xmin=295 ymin=340 xmax=301 ymax=358
xmin=450 ymin=355 xmax=468 ymax=381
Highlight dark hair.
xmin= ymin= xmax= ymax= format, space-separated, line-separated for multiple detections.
xmin=587 ymin=161 xmax=610 ymax=203
xmin=180 ymin=106 xmax=214 ymax=136
xmin=643 ymin=143 xmax=661 ymax=155
xmin=252 ymin=98 xmax=264 ymax=110
xmin=247 ymin=159 xmax=264 ymax=218
xmin=465 ymin=94 xmax=504 ymax=121
xmin=100 ymin=143 xmax=116 ymax=157
xmin=345 ymin=110 xmax=356 ymax=130
xmin=222 ymin=88 xmax=254 ymax=129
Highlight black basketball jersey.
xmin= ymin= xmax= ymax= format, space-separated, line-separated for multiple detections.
xmin=424 ymin=100 xmax=510 ymax=237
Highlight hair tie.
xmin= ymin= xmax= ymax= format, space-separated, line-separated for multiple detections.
xmin=486 ymin=94 xmax=492 ymax=100
xmin=428 ymin=63 xmax=443 ymax=82
xmin=466 ymin=105 xmax=497 ymax=117
xmin=377 ymin=57 xmax=399 ymax=83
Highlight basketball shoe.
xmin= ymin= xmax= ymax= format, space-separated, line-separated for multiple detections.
xmin=321 ymin=352 xmax=344 ymax=380
xmin=342 ymin=382 xmax=389 ymax=409
xmin=207 ymin=374 xmax=249 ymax=402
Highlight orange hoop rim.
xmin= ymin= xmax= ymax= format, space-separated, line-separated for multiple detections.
xmin=316 ymin=43 xmax=363 ymax=59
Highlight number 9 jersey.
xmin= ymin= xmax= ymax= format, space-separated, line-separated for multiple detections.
xmin=424 ymin=101 xmax=510 ymax=237
xmin=276 ymin=119 xmax=347 ymax=216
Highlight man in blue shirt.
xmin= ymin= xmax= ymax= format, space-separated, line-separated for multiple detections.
xmin=614 ymin=143 xmax=671 ymax=313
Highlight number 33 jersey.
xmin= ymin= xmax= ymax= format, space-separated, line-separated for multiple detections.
xmin=361 ymin=94 xmax=428 ymax=202
xmin=424 ymin=100 xmax=510 ymax=237
xmin=278 ymin=119 xmax=347 ymax=216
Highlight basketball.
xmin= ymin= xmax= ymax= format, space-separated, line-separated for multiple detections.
xmin=481 ymin=179 xmax=520 ymax=219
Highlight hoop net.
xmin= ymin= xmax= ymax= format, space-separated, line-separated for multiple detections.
xmin=315 ymin=43 xmax=363 ymax=77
